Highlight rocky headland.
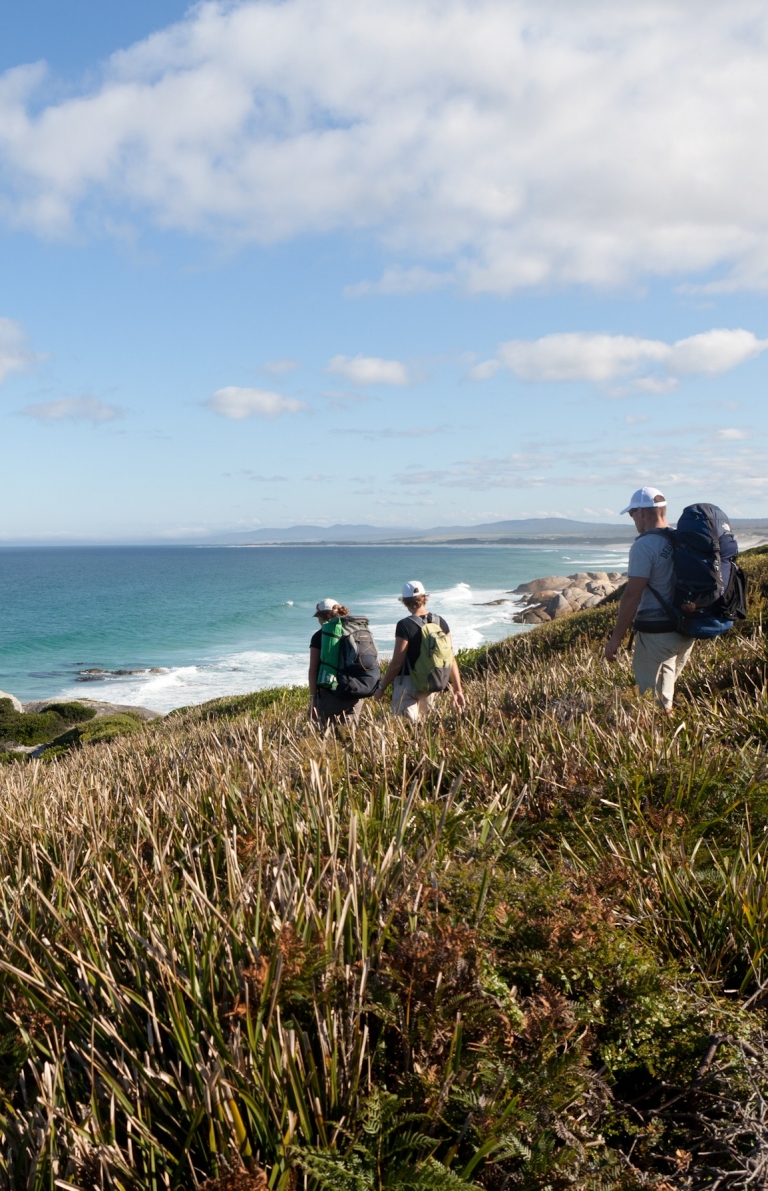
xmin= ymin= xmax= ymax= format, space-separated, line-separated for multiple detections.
xmin=510 ymin=569 xmax=627 ymax=624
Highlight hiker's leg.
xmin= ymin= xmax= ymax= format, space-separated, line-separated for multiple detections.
xmin=392 ymin=675 xmax=421 ymax=721
xmin=654 ymin=655 xmax=678 ymax=711
xmin=656 ymin=635 xmax=694 ymax=709
xmin=634 ymin=632 xmax=693 ymax=711
xmin=315 ymin=688 xmax=360 ymax=725
xmin=653 ymin=632 xmax=695 ymax=709
xmin=632 ymin=632 xmax=662 ymax=697
xmin=662 ymin=635 xmax=695 ymax=707
xmin=674 ymin=637 xmax=695 ymax=682
xmin=346 ymin=698 xmax=363 ymax=726
xmin=314 ymin=687 xmax=336 ymax=725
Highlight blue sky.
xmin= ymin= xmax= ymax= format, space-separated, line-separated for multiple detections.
xmin=1 ymin=0 xmax=767 ymax=541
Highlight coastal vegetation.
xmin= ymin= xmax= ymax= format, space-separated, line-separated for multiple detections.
xmin=0 ymin=701 xmax=146 ymax=763
xmin=0 ymin=550 xmax=767 ymax=1188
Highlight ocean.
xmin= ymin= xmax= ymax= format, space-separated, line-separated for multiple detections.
xmin=0 ymin=544 xmax=629 ymax=712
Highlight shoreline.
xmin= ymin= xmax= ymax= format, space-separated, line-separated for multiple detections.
xmin=8 ymin=535 xmax=762 ymax=712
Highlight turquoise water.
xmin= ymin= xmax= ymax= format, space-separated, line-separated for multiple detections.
xmin=0 ymin=544 xmax=628 ymax=711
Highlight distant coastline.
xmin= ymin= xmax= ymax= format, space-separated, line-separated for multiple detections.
xmin=3 ymin=516 xmax=767 ymax=551
xmin=231 ymin=538 xmax=637 ymax=549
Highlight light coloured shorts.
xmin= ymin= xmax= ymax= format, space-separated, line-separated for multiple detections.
xmin=633 ymin=630 xmax=695 ymax=711
xmin=391 ymin=674 xmax=438 ymax=722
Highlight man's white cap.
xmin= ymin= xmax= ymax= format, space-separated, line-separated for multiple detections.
xmin=620 ymin=486 xmax=667 ymax=515
xmin=313 ymin=597 xmax=340 ymax=616
xmin=400 ymin=579 xmax=428 ymax=601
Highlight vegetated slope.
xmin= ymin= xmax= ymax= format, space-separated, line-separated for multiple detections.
xmin=0 ymin=554 xmax=767 ymax=1190
xmin=0 ymin=700 xmax=146 ymax=761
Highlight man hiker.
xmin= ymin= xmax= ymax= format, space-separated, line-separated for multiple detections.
xmin=375 ymin=580 xmax=465 ymax=720
xmin=605 ymin=487 xmax=695 ymax=712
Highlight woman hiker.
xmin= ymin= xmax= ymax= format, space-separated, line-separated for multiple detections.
xmin=308 ymin=598 xmax=365 ymax=726
xmin=375 ymin=580 xmax=465 ymax=720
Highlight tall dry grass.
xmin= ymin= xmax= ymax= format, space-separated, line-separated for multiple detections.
xmin=1 ymin=550 xmax=768 ymax=1189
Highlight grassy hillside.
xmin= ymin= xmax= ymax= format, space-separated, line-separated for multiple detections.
xmin=1 ymin=551 xmax=767 ymax=1190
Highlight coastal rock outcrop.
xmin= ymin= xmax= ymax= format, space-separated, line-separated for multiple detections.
xmin=512 ymin=576 xmax=572 ymax=595
xmin=0 ymin=691 xmax=23 ymax=713
xmin=512 ymin=570 xmax=626 ymax=625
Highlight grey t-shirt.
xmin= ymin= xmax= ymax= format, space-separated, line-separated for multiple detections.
xmin=628 ymin=531 xmax=675 ymax=622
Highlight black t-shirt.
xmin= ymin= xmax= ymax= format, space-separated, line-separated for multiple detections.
xmin=310 ymin=629 xmax=322 ymax=650
xmin=395 ymin=612 xmax=450 ymax=674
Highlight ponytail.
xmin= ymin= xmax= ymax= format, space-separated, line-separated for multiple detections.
xmin=316 ymin=604 xmax=350 ymax=623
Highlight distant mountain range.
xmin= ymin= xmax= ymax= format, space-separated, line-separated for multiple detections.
xmin=4 ymin=518 xmax=766 ymax=550
xmin=217 ymin=518 xmax=626 ymax=544
xmin=216 ymin=516 xmax=768 ymax=547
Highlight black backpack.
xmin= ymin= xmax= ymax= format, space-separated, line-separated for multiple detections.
xmin=335 ymin=617 xmax=381 ymax=697
xmin=646 ymin=504 xmax=747 ymax=638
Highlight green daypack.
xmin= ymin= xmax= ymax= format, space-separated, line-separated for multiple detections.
xmin=408 ymin=613 xmax=453 ymax=693
xmin=318 ymin=617 xmax=344 ymax=690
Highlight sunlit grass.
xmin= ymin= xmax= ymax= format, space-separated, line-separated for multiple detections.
xmin=0 ymin=550 xmax=767 ymax=1188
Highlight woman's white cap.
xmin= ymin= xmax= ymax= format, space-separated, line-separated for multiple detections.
xmin=620 ymin=486 xmax=667 ymax=515
xmin=400 ymin=579 xmax=428 ymax=601
xmin=314 ymin=598 xmax=340 ymax=616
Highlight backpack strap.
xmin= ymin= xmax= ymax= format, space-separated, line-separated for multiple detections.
xmin=404 ymin=612 xmax=433 ymax=674
xmin=638 ymin=527 xmax=676 ymax=541
xmin=640 ymin=584 xmax=681 ymax=633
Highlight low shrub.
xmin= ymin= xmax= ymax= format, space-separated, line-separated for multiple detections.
xmin=0 ymin=698 xmax=99 ymax=748
xmin=40 ymin=700 xmax=96 ymax=722
xmin=48 ymin=711 xmax=144 ymax=751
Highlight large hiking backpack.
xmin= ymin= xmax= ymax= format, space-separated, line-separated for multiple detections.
xmin=319 ymin=616 xmax=380 ymax=697
xmin=646 ymin=503 xmax=747 ymax=639
xmin=408 ymin=613 xmax=454 ymax=693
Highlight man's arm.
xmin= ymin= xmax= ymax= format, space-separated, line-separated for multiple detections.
xmin=375 ymin=638 xmax=409 ymax=699
xmin=448 ymin=644 xmax=465 ymax=710
xmin=605 ymin=576 xmax=649 ymax=662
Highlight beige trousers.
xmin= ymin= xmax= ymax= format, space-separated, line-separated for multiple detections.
xmin=391 ymin=674 xmax=438 ymax=721
xmin=632 ymin=631 xmax=695 ymax=711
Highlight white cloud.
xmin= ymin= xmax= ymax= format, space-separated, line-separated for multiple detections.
xmin=395 ymin=434 xmax=768 ymax=503
xmin=666 ymin=329 xmax=768 ymax=374
xmin=20 ymin=395 xmax=122 ymax=423
xmin=498 ymin=334 xmax=669 ymax=382
xmin=206 ymin=386 xmax=305 ymax=419
xmin=489 ymin=328 xmax=768 ymax=386
xmin=717 ymin=427 xmax=747 ymax=440
xmin=469 ymin=359 xmax=501 ymax=381
xmin=4 ymin=3 xmax=768 ymax=291
xmin=0 ymin=317 xmax=38 ymax=383
xmin=327 ymin=355 xmax=409 ymax=385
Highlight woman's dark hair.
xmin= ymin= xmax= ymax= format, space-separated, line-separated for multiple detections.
xmin=403 ymin=594 xmax=427 ymax=613
xmin=316 ymin=603 xmax=349 ymax=623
